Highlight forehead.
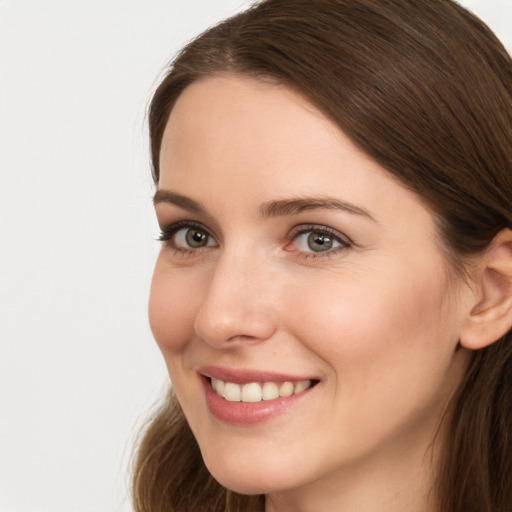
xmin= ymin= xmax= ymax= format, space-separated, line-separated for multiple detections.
xmin=161 ymin=75 xmax=339 ymax=174
xmin=159 ymin=75 xmax=433 ymax=231
xmin=163 ymin=78 xmax=372 ymax=185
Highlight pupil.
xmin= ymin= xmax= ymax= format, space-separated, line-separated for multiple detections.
xmin=186 ymin=229 xmax=207 ymax=247
xmin=308 ymin=232 xmax=333 ymax=252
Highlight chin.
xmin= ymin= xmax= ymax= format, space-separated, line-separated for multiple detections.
xmin=209 ymin=471 xmax=289 ymax=496
xmin=200 ymin=447 xmax=309 ymax=496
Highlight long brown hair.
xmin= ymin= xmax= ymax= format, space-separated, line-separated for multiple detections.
xmin=133 ymin=1 xmax=512 ymax=510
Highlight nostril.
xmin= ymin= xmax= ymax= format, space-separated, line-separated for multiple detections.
xmin=194 ymin=306 xmax=277 ymax=348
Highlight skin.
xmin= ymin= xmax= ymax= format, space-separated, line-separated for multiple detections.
xmin=149 ymin=75 xmax=475 ymax=511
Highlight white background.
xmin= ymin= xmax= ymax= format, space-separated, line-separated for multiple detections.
xmin=1 ymin=1 xmax=510 ymax=511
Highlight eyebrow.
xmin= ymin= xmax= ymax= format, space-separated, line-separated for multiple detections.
xmin=153 ymin=190 xmax=206 ymax=214
xmin=260 ymin=197 xmax=376 ymax=221
xmin=153 ymin=190 xmax=376 ymax=222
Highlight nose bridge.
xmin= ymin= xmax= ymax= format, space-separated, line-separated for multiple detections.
xmin=194 ymin=244 xmax=277 ymax=346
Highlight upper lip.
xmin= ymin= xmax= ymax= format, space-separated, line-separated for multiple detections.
xmin=197 ymin=365 xmax=318 ymax=384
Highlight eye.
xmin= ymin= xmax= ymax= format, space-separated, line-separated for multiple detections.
xmin=296 ymin=231 xmax=339 ymax=252
xmin=174 ymin=227 xmax=215 ymax=249
xmin=288 ymin=225 xmax=351 ymax=255
xmin=159 ymin=221 xmax=217 ymax=251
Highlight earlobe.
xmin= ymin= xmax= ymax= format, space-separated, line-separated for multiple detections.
xmin=460 ymin=229 xmax=512 ymax=350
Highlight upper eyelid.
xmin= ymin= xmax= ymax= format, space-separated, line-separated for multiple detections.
xmin=159 ymin=220 xmax=218 ymax=244
xmin=160 ymin=219 xmax=213 ymax=234
xmin=154 ymin=203 xmax=217 ymax=232
xmin=289 ymin=224 xmax=352 ymax=244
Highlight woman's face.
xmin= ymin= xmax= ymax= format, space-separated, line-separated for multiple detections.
xmin=150 ymin=76 xmax=471 ymax=497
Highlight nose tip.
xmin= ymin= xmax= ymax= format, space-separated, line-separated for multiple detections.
xmin=194 ymin=300 xmax=277 ymax=348
xmin=193 ymin=256 xmax=277 ymax=348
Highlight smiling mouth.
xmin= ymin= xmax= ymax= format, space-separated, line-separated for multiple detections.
xmin=209 ymin=377 xmax=318 ymax=403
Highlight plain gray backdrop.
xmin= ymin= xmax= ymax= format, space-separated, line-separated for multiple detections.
xmin=1 ymin=1 xmax=511 ymax=511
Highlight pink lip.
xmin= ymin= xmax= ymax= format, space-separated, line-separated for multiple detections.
xmin=198 ymin=365 xmax=315 ymax=384
xmin=197 ymin=366 xmax=318 ymax=426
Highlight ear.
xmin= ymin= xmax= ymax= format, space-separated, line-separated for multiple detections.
xmin=460 ymin=229 xmax=512 ymax=350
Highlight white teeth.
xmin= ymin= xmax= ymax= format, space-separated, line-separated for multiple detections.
xmin=223 ymin=382 xmax=241 ymax=402
xmin=210 ymin=378 xmax=313 ymax=402
xmin=262 ymin=382 xmax=279 ymax=400
xmin=279 ymin=381 xmax=294 ymax=397
xmin=212 ymin=378 xmax=225 ymax=395
xmin=294 ymin=380 xmax=310 ymax=394
xmin=241 ymin=382 xmax=262 ymax=402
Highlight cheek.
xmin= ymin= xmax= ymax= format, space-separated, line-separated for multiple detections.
xmin=282 ymin=266 xmax=463 ymax=451
xmin=148 ymin=258 xmax=199 ymax=355
xmin=286 ymin=262 xmax=458 ymax=389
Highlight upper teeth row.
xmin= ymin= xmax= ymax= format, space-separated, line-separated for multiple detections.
xmin=211 ymin=378 xmax=312 ymax=402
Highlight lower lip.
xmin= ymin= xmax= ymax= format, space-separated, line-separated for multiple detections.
xmin=201 ymin=377 xmax=312 ymax=425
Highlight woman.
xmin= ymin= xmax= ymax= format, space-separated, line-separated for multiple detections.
xmin=133 ymin=1 xmax=512 ymax=511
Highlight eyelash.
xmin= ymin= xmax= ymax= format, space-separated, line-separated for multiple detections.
xmin=287 ymin=224 xmax=352 ymax=259
xmin=158 ymin=220 xmax=213 ymax=255
xmin=158 ymin=221 xmax=352 ymax=259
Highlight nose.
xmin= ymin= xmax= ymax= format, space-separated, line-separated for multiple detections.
xmin=193 ymin=249 xmax=278 ymax=349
